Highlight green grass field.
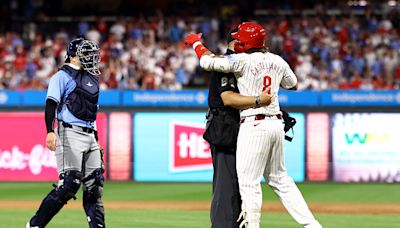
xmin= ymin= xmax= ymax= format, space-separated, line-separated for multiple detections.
xmin=1 ymin=182 xmax=399 ymax=227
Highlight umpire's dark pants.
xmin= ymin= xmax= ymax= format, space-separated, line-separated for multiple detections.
xmin=210 ymin=144 xmax=242 ymax=228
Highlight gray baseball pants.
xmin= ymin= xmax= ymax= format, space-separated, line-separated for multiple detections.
xmin=56 ymin=123 xmax=102 ymax=189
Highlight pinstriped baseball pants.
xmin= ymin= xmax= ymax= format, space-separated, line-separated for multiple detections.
xmin=236 ymin=117 xmax=321 ymax=228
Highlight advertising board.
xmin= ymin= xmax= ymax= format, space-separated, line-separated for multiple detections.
xmin=134 ymin=112 xmax=305 ymax=182
xmin=0 ymin=112 xmax=107 ymax=181
xmin=332 ymin=113 xmax=400 ymax=182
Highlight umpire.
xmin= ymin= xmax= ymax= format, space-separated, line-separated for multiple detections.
xmin=203 ymin=29 xmax=272 ymax=228
xmin=27 ymin=38 xmax=105 ymax=228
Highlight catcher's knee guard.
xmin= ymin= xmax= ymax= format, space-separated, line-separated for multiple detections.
xmin=83 ymin=168 xmax=105 ymax=228
xmin=58 ymin=170 xmax=83 ymax=202
xmin=29 ymin=170 xmax=82 ymax=227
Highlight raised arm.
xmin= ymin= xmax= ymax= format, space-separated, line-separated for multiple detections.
xmin=184 ymin=33 xmax=233 ymax=73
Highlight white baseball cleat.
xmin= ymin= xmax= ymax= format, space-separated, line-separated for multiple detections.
xmin=26 ymin=222 xmax=39 ymax=228
xmin=304 ymin=221 xmax=323 ymax=228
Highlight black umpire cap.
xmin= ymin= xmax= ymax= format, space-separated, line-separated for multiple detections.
xmin=227 ymin=27 xmax=238 ymax=43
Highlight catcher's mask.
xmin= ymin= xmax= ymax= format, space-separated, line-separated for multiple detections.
xmin=76 ymin=40 xmax=101 ymax=75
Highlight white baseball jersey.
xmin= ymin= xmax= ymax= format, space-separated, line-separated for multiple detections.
xmin=200 ymin=52 xmax=297 ymax=117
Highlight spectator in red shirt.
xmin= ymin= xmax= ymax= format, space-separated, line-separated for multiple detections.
xmin=372 ymin=75 xmax=385 ymax=90
xmin=278 ymin=19 xmax=289 ymax=37
xmin=349 ymin=73 xmax=363 ymax=89
xmin=394 ymin=64 xmax=400 ymax=81
xmin=338 ymin=77 xmax=351 ymax=90
xmin=283 ymin=31 xmax=296 ymax=53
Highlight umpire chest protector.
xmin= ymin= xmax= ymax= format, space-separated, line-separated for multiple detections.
xmin=60 ymin=65 xmax=99 ymax=121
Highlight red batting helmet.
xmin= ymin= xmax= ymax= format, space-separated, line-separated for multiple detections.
xmin=231 ymin=22 xmax=266 ymax=53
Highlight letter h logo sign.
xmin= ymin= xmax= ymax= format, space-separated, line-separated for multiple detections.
xmin=169 ymin=121 xmax=212 ymax=172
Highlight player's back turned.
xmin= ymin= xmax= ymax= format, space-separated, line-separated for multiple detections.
xmin=230 ymin=51 xmax=297 ymax=117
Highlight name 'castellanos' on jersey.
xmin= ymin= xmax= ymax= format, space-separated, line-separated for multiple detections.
xmin=200 ymin=50 xmax=297 ymax=118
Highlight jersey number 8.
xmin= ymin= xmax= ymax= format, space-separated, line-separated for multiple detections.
xmin=262 ymin=75 xmax=272 ymax=94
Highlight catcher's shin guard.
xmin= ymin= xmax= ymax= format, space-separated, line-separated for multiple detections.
xmin=29 ymin=170 xmax=82 ymax=227
xmin=83 ymin=169 xmax=105 ymax=228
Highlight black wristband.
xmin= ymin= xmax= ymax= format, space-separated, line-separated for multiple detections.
xmin=255 ymin=96 xmax=261 ymax=107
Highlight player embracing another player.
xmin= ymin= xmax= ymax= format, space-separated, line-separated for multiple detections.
xmin=184 ymin=22 xmax=322 ymax=228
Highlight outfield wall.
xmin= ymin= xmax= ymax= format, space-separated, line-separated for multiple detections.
xmin=0 ymin=90 xmax=399 ymax=182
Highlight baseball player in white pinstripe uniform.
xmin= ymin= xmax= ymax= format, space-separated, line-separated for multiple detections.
xmin=184 ymin=22 xmax=322 ymax=228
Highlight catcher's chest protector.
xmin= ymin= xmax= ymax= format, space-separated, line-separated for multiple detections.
xmin=60 ymin=65 xmax=99 ymax=121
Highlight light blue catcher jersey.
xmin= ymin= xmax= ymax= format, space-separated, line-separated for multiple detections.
xmin=46 ymin=64 xmax=96 ymax=129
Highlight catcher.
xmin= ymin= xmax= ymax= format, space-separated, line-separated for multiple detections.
xmin=27 ymin=38 xmax=105 ymax=228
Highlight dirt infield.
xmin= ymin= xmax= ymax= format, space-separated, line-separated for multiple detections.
xmin=1 ymin=200 xmax=400 ymax=214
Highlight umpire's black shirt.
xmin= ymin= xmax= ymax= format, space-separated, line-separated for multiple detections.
xmin=208 ymin=50 xmax=240 ymax=112
xmin=204 ymin=49 xmax=241 ymax=151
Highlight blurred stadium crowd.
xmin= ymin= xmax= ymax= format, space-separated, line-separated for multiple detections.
xmin=0 ymin=2 xmax=399 ymax=90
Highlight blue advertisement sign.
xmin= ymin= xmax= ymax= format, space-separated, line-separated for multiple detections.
xmin=133 ymin=112 xmax=305 ymax=182
xmin=2 ymin=90 xmax=122 ymax=107
xmin=0 ymin=91 xmax=20 ymax=106
xmin=99 ymin=90 xmax=121 ymax=106
xmin=3 ymin=89 xmax=400 ymax=108
xmin=22 ymin=90 xmax=46 ymax=106
xmin=279 ymin=91 xmax=319 ymax=106
xmin=321 ymin=90 xmax=400 ymax=106
xmin=123 ymin=90 xmax=208 ymax=107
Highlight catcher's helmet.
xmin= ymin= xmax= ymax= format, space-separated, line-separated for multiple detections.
xmin=76 ymin=40 xmax=101 ymax=75
xmin=67 ymin=37 xmax=85 ymax=57
xmin=231 ymin=22 xmax=266 ymax=53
